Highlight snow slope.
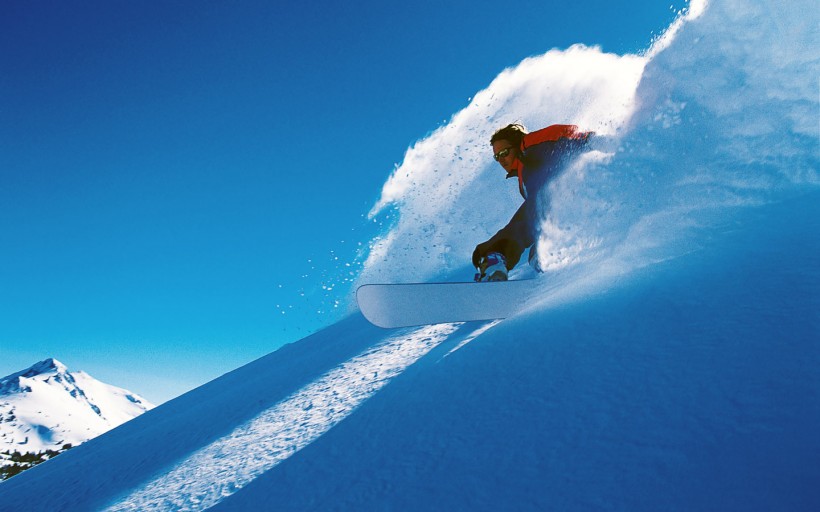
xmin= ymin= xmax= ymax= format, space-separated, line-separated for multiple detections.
xmin=0 ymin=196 xmax=816 ymax=511
xmin=1 ymin=0 xmax=818 ymax=510
xmin=0 ymin=359 xmax=153 ymax=455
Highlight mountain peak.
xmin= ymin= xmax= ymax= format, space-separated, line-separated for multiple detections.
xmin=25 ymin=358 xmax=67 ymax=376
xmin=1 ymin=358 xmax=67 ymax=393
xmin=0 ymin=358 xmax=68 ymax=387
xmin=0 ymin=358 xmax=154 ymax=458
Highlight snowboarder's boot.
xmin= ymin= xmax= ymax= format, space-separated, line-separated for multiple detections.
xmin=475 ymin=252 xmax=508 ymax=282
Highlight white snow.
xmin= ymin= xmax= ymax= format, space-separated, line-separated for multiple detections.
xmin=103 ymin=323 xmax=459 ymax=511
xmin=0 ymin=359 xmax=153 ymax=455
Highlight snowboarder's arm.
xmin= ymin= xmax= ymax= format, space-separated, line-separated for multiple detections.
xmin=472 ymin=203 xmax=533 ymax=269
xmin=521 ymin=125 xmax=592 ymax=151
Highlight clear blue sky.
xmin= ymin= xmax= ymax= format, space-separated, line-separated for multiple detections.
xmin=0 ymin=1 xmax=686 ymax=403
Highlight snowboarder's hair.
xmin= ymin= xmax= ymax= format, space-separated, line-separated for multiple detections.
xmin=490 ymin=123 xmax=528 ymax=147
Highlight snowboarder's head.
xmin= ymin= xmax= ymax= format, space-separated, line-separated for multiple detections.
xmin=491 ymin=123 xmax=527 ymax=174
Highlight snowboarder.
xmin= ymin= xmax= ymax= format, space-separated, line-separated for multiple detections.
xmin=472 ymin=123 xmax=592 ymax=281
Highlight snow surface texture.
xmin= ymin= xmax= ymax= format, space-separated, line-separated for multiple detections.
xmin=1 ymin=0 xmax=818 ymax=510
xmin=0 ymin=359 xmax=153 ymax=455
xmin=103 ymin=323 xmax=460 ymax=511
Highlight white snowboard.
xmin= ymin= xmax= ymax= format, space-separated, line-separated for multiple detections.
xmin=356 ymin=280 xmax=539 ymax=328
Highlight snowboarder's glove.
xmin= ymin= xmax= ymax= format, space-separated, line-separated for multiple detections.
xmin=475 ymin=252 xmax=508 ymax=282
xmin=472 ymin=241 xmax=493 ymax=268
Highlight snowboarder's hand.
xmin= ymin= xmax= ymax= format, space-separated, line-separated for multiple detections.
xmin=472 ymin=242 xmax=490 ymax=268
xmin=472 ymin=246 xmax=482 ymax=268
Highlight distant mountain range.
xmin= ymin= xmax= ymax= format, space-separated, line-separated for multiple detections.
xmin=0 ymin=358 xmax=153 ymax=479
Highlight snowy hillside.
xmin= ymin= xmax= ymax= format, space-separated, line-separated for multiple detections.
xmin=0 ymin=0 xmax=817 ymax=510
xmin=0 ymin=358 xmax=153 ymax=459
xmin=0 ymin=197 xmax=816 ymax=510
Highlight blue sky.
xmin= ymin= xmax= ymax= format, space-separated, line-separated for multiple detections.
xmin=0 ymin=1 xmax=686 ymax=403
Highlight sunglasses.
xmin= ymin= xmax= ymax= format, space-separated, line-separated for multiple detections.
xmin=493 ymin=147 xmax=513 ymax=161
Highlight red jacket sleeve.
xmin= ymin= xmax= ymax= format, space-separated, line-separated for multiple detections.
xmin=521 ymin=124 xmax=592 ymax=151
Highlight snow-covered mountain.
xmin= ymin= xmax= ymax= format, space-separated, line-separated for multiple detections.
xmin=0 ymin=0 xmax=817 ymax=510
xmin=0 ymin=358 xmax=153 ymax=456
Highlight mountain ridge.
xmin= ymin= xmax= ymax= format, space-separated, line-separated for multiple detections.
xmin=0 ymin=358 xmax=154 ymax=465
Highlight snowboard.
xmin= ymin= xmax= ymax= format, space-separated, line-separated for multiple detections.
xmin=356 ymin=279 xmax=539 ymax=328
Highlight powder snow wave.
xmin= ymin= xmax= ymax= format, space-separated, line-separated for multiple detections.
xmin=358 ymin=0 xmax=818 ymax=299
